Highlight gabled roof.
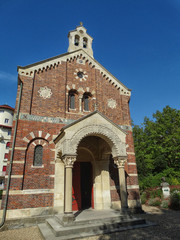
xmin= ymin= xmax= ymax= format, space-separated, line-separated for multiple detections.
xmin=0 ymin=105 xmax=14 ymax=111
xmin=0 ymin=124 xmax=12 ymax=129
xmin=54 ymin=110 xmax=127 ymax=143
xmin=17 ymin=49 xmax=131 ymax=96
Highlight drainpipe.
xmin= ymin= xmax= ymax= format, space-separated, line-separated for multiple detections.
xmin=0 ymin=80 xmax=23 ymax=228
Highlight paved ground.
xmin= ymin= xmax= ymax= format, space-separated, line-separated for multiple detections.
xmin=0 ymin=205 xmax=179 ymax=240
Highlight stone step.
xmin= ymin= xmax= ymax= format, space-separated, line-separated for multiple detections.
xmin=39 ymin=218 xmax=154 ymax=240
xmin=39 ymin=216 xmax=146 ymax=239
xmin=54 ymin=213 xmax=141 ymax=227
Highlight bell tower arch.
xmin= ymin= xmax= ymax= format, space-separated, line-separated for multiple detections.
xmin=68 ymin=22 xmax=94 ymax=58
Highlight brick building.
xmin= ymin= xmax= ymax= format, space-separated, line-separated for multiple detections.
xmin=1 ymin=24 xmax=141 ymax=221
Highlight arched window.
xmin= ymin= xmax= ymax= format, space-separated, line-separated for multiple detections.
xmin=83 ymin=37 xmax=88 ymax=48
xmin=74 ymin=35 xmax=80 ymax=46
xmin=69 ymin=90 xmax=77 ymax=110
xmin=33 ymin=145 xmax=43 ymax=166
xmin=83 ymin=92 xmax=91 ymax=111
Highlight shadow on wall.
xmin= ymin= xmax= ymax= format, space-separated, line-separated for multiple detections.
xmin=109 ymin=156 xmax=121 ymax=200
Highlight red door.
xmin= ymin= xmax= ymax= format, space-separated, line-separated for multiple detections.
xmin=72 ymin=162 xmax=94 ymax=211
xmin=72 ymin=162 xmax=81 ymax=211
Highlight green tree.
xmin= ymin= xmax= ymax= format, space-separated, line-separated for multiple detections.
xmin=133 ymin=106 xmax=180 ymax=189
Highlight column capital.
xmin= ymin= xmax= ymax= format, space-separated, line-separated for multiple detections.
xmin=62 ymin=155 xmax=77 ymax=168
xmin=114 ymin=156 xmax=127 ymax=168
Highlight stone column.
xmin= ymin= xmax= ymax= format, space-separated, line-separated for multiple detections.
xmin=62 ymin=155 xmax=76 ymax=223
xmin=100 ymin=160 xmax=111 ymax=209
xmin=100 ymin=154 xmax=111 ymax=209
xmin=114 ymin=156 xmax=128 ymax=211
xmin=79 ymin=95 xmax=83 ymax=112
xmin=54 ymin=157 xmax=64 ymax=213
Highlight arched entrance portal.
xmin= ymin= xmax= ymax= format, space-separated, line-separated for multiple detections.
xmin=54 ymin=111 xmax=129 ymax=222
xmin=72 ymin=136 xmax=111 ymax=211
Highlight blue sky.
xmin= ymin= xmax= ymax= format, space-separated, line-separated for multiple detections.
xmin=0 ymin=0 xmax=180 ymax=125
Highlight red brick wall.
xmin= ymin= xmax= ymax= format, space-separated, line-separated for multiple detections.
xmin=22 ymin=139 xmax=54 ymax=190
xmin=6 ymin=120 xmax=63 ymax=188
xmin=3 ymin=56 xmax=139 ymax=210
xmin=2 ymin=194 xmax=54 ymax=209
xmin=128 ymin=189 xmax=140 ymax=200
xmin=2 ymin=120 xmax=65 ymax=209
xmin=18 ymin=59 xmax=131 ymax=125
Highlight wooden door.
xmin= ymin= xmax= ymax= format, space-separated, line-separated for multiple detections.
xmin=72 ymin=161 xmax=94 ymax=211
xmin=72 ymin=162 xmax=81 ymax=211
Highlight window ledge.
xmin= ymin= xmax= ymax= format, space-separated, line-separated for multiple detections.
xmin=66 ymin=111 xmax=80 ymax=115
xmin=31 ymin=164 xmax=44 ymax=168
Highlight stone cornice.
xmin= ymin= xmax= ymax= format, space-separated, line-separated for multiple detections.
xmin=17 ymin=49 xmax=131 ymax=96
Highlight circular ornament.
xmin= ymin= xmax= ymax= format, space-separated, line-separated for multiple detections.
xmin=38 ymin=86 xmax=52 ymax=99
xmin=107 ymin=99 xmax=117 ymax=109
xmin=74 ymin=68 xmax=88 ymax=81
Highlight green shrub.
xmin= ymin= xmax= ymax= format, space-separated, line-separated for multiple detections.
xmin=161 ymin=200 xmax=169 ymax=209
xmin=139 ymin=174 xmax=160 ymax=190
xmin=169 ymin=191 xmax=180 ymax=210
xmin=140 ymin=192 xmax=147 ymax=204
xmin=148 ymin=197 xmax=161 ymax=206
xmin=139 ymin=168 xmax=180 ymax=191
xmin=170 ymin=178 xmax=180 ymax=186
xmin=150 ymin=189 xmax=162 ymax=199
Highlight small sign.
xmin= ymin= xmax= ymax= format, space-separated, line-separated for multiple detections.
xmin=162 ymin=186 xmax=170 ymax=198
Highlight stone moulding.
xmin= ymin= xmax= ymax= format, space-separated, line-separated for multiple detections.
xmin=19 ymin=112 xmax=132 ymax=132
xmin=19 ymin=113 xmax=74 ymax=125
xmin=60 ymin=124 xmax=127 ymax=158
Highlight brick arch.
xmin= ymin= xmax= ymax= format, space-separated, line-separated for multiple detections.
xmin=65 ymin=125 xmax=126 ymax=158
xmin=23 ymin=130 xmax=53 ymax=146
xmin=27 ymin=138 xmax=49 ymax=148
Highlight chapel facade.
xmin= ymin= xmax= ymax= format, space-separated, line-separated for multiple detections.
xmin=1 ymin=24 xmax=141 ymax=220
